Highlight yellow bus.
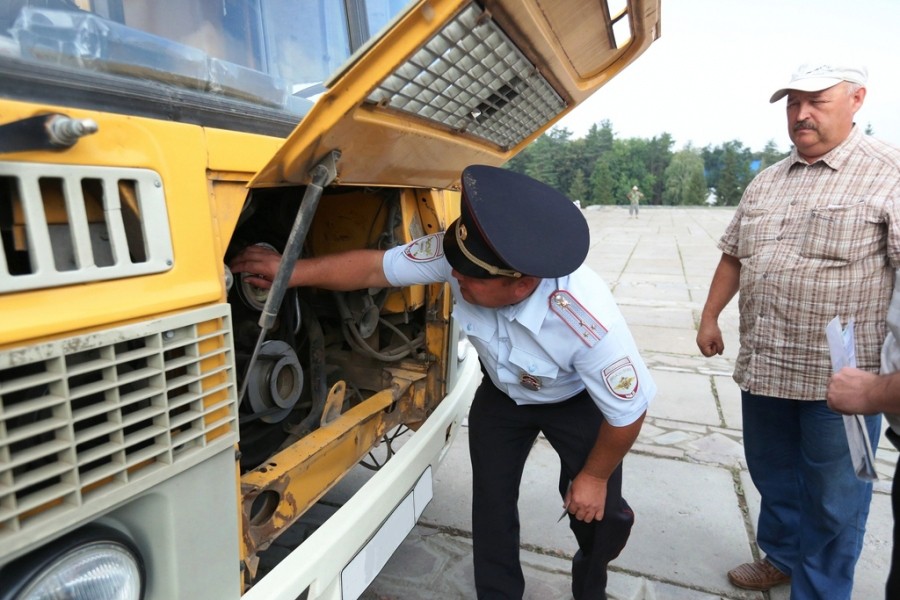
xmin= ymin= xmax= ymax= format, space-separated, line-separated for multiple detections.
xmin=0 ymin=1 xmax=660 ymax=598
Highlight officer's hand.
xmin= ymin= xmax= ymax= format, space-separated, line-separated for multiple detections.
xmin=826 ymin=367 xmax=878 ymax=415
xmin=564 ymin=473 xmax=607 ymax=523
xmin=229 ymin=245 xmax=282 ymax=289
xmin=696 ymin=319 xmax=724 ymax=357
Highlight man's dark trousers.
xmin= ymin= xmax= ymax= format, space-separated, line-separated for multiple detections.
xmin=468 ymin=379 xmax=634 ymax=600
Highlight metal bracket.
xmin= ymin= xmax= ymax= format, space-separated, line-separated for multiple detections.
xmin=320 ymin=381 xmax=347 ymax=426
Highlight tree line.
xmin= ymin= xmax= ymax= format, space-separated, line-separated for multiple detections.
xmin=504 ymin=120 xmax=790 ymax=207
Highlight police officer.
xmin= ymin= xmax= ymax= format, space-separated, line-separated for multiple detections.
xmin=230 ymin=165 xmax=656 ymax=600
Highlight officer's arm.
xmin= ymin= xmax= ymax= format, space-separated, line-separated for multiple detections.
xmin=230 ymin=245 xmax=390 ymax=290
xmin=565 ymin=411 xmax=645 ymax=523
xmin=696 ymin=253 xmax=741 ymax=357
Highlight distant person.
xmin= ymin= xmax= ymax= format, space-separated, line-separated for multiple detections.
xmin=231 ymin=165 xmax=657 ymax=600
xmin=696 ymin=62 xmax=900 ymax=598
xmin=626 ymin=185 xmax=644 ymax=219
xmin=827 ymin=269 xmax=900 ymax=600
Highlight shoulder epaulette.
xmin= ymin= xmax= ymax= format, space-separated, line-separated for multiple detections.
xmin=548 ymin=290 xmax=607 ymax=348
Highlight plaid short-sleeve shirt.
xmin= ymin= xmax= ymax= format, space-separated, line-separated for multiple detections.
xmin=720 ymin=126 xmax=900 ymax=400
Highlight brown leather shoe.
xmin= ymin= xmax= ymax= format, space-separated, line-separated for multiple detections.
xmin=727 ymin=558 xmax=790 ymax=591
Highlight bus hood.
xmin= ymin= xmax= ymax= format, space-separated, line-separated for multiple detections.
xmin=250 ymin=0 xmax=661 ymax=191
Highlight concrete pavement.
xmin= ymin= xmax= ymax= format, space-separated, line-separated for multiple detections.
xmin=353 ymin=207 xmax=895 ymax=599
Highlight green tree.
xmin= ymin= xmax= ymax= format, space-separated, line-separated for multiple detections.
xmin=608 ymin=137 xmax=655 ymax=205
xmin=700 ymin=144 xmax=723 ymax=191
xmin=584 ymin=121 xmax=615 ymax=158
xmin=644 ymin=133 xmax=674 ymax=204
xmin=582 ymin=122 xmax=614 ymax=177
xmin=703 ymin=140 xmax=753 ymax=205
xmin=716 ymin=150 xmax=741 ymax=206
xmin=504 ymin=145 xmax=531 ymax=174
xmin=504 ymin=122 xmax=784 ymax=207
xmin=523 ymin=127 xmax=574 ymax=191
xmin=577 ymin=120 xmax=616 ymax=203
xmin=589 ymin=156 xmax=616 ymax=205
xmin=569 ymin=169 xmax=589 ymax=204
xmin=756 ymin=139 xmax=789 ymax=171
xmin=716 ymin=142 xmax=752 ymax=205
xmin=663 ymin=147 xmax=707 ymax=205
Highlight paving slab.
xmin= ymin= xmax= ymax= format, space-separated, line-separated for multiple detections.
xmin=646 ymin=370 xmax=721 ymax=426
xmin=715 ymin=375 xmax=744 ymax=430
xmin=616 ymin=454 xmax=757 ymax=598
xmin=618 ymin=305 xmax=696 ymax=330
xmin=629 ymin=325 xmax=699 ymax=357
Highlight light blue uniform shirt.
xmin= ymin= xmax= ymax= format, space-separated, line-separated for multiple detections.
xmin=383 ymin=233 xmax=655 ymax=427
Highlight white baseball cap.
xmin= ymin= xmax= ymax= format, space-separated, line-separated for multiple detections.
xmin=769 ymin=63 xmax=868 ymax=103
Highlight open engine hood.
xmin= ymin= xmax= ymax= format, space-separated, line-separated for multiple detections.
xmin=250 ymin=0 xmax=661 ymax=191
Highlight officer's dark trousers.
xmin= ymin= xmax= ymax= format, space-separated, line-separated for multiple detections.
xmin=886 ymin=427 xmax=900 ymax=599
xmin=468 ymin=378 xmax=634 ymax=600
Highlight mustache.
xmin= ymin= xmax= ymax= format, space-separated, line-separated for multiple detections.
xmin=793 ymin=120 xmax=818 ymax=132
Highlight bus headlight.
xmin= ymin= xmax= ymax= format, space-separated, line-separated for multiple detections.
xmin=1 ymin=526 xmax=145 ymax=600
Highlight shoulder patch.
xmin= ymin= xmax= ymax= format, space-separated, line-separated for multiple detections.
xmin=403 ymin=234 xmax=444 ymax=262
xmin=548 ymin=290 xmax=607 ymax=348
xmin=603 ymin=357 xmax=639 ymax=399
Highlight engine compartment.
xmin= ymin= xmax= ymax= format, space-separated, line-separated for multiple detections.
xmin=225 ymin=184 xmax=444 ymax=474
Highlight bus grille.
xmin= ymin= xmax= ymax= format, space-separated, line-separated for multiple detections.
xmin=0 ymin=162 xmax=174 ymax=294
xmin=0 ymin=305 xmax=238 ymax=542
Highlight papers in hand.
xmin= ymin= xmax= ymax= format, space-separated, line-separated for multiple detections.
xmin=825 ymin=317 xmax=878 ymax=481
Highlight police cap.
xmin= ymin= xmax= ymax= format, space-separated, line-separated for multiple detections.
xmin=443 ymin=165 xmax=589 ymax=279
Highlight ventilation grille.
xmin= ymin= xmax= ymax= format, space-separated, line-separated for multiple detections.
xmin=0 ymin=162 xmax=173 ymax=294
xmin=0 ymin=304 xmax=238 ymax=538
xmin=366 ymin=2 xmax=566 ymax=150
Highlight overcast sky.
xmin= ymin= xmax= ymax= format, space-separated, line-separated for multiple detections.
xmin=556 ymin=0 xmax=900 ymax=153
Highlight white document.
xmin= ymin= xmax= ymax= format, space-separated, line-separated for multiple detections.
xmin=824 ymin=316 xmax=878 ymax=481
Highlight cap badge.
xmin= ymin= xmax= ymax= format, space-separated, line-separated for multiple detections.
xmin=520 ymin=372 xmax=542 ymax=391
xmin=458 ymin=224 xmax=468 ymax=241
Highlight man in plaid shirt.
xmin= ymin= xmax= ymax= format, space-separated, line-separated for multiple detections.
xmin=697 ymin=63 xmax=900 ymax=598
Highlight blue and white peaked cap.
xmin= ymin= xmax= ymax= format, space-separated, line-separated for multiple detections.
xmin=443 ymin=165 xmax=589 ymax=279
